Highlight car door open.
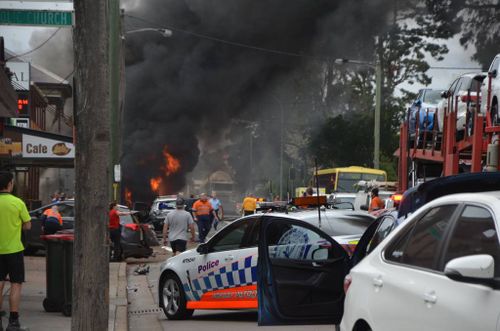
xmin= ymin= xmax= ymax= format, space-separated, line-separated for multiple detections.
xmin=257 ymin=216 xmax=350 ymax=326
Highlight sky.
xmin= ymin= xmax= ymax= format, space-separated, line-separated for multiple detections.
xmin=0 ymin=2 xmax=481 ymax=96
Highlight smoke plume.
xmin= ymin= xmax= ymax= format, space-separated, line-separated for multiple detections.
xmin=122 ymin=0 xmax=392 ymax=202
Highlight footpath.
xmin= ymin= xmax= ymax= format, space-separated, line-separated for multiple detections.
xmin=1 ymin=256 xmax=128 ymax=331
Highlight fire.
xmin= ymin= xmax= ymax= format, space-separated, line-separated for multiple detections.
xmin=124 ymin=187 xmax=133 ymax=207
xmin=162 ymin=147 xmax=180 ymax=175
xmin=148 ymin=146 xmax=180 ymax=195
xmin=150 ymin=177 xmax=162 ymax=193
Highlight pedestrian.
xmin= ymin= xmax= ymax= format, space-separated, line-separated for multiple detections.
xmin=41 ymin=205 xmax=63 ymax=235
xmin=0 ymin=171 xmax=31 ymax=331
xmin=109 ymin=202 xmax=132 ymax=262
xmin=51 ymin=192 xmax=60 ymax=203
xmin=209 ymin=191 xmax=224 ymax=231
xmin=59 ymin=192 xmax=66 ymax=201
xmin=369 ymin=187 xmax=385 ymax=212
xmin=242 ymin=193 xmax=257 ymax=216
xmin=192 ymin=193 xmax=216 ymax=243
xmin=162 ymin=198 xmax=196 ymax=256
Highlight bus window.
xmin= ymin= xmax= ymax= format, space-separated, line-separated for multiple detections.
xmin=317 ymin=174 xmax=336 ymax=194
xmin=337 ymin=173 xmax=362 ymax=193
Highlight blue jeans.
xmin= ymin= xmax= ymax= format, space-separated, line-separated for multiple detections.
xmin=197 ymin=215 xmax=211 ymax=242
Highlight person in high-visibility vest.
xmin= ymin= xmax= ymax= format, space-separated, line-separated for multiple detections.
xmin=242 ymin=194 xmax=257 ymax=216
xmin=42 ymin=205 xmax=63 ymax=235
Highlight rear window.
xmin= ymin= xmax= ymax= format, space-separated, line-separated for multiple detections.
xmin=301 ymin=214 xmax=372 ymax=237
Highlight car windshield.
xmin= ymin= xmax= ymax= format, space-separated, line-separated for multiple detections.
xmin=422 ymin=90 xmax=442 ymax=105
xmin=156 ymin=200 xmax=176 ymax=210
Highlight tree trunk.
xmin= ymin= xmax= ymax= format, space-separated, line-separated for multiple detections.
xmin=72 ymin=0 xmax=110 ymax=330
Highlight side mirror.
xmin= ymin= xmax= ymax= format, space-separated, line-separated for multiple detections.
xmin=444 ymin=254 xmax=499 ymax=289
xmin=441 ymin=91 xmax=448 ymax=98
xmin=196 ymin=243 xmax=209 ymax=255
xmin=490 ymin=69 xmax=498 ymax=78
xmin=360 ymin=205 xmax=369 ymax=211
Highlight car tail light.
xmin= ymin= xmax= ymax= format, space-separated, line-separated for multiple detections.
xmin=344 ymin=274 xmax=352 ymax=294
xmin=391 ymin=194 xmax=403 ymax=207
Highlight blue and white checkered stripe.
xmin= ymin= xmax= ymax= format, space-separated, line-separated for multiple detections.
xmin=183 ymin=255 xmax=258 ymax=301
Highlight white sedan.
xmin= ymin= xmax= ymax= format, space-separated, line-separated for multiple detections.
xmin=340 ymin=192 xmax=500 ymax=331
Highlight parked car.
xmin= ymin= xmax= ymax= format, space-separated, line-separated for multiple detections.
xmin=408 ymin=88 xmax=443 ymax=135
xmin=157 ymin=209 xmax=376 ymax=320
xmin=436 ymin=72 xmax=487 ymax=138
xmin=148 ymin=196 xmax=177 ymax=232
xmin=24 ymin=201 xmax=158 ymax=256
xmin=24 ymin=200 xmax=76 ymax=254
xmin=340 ymin=192 xmax=500 ymax=331
xmin=480 ymin=53 xmax=500 ymax=125
xmin=398 ymin=171 xmax=500 ymax=220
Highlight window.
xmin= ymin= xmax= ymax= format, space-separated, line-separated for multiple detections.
xmin=386 ymin=205 xmax=457 ymax=270
xmin=442 ymin=206 xmax=499 ymax=276
xmin=367 ymin=215 xmax=396 ymax=254
xmin=267 ymin=222 xmax=341 ymax=261
xmin=489 ymin=56 xmax=500 ymax=72
xmin=209 ymin=219 xmax=254 ymax=252
xmin=56 ymin=204 xmax=74 ymax=217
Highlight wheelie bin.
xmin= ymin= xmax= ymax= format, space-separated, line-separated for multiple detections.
xmin=40 ymin=234 xmax=65 ymax=312
xmin=60 ymin=234 xmax=74 ymax=317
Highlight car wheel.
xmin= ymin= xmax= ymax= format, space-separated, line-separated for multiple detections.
xmin=160 ymin=274 xmax=194 ymax=320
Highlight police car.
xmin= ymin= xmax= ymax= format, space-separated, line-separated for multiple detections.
xmin=157 ymin=206 xmax=378 ymax=320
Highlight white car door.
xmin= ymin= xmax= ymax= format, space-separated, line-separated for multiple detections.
xmin=427 ymin=205 xmax=500 ymax=331
xmin=366 ymin=204 xmax=460 ymax=331
xmin=185 ymin=217 xmax=259 ymax=307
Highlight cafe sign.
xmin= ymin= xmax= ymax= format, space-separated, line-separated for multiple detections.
xmin=22 ymin=133 xmax=74 ymax=158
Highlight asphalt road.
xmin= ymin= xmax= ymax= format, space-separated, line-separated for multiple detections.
xmin=126 ymin=223 xmax=337 ymax=331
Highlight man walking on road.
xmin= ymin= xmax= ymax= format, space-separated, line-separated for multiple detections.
xmin=209 ymin=191 xmax=224 ymax=231
xmin=0 ymin=171 xmax=31 ymax=331
xmin=162 ymin=198 xmax=196 ymax=256
xmin=192 ymin=193 xmax=216 ymax=243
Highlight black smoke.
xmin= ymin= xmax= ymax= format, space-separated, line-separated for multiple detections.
xmin=122 ymin=0 xmax=392 ymax=202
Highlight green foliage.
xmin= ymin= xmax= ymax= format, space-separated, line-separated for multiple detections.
xmin=425 ymin=0 xmax=500 ymax=68
xmin=309 ymin=114 xmax=374 ymax=168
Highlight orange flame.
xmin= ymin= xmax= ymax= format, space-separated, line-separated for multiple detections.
xmin=162 ymin=147 xmax=180 ymax=175
xmin=124 ymin=187 xmax=133 ymax=207
xmin=150 ymin=177 xmax=162 ymax=193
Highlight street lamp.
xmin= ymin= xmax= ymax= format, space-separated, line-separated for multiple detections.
xmin=333 ymin=57 xmax=382 ymax=169
xmin=122 ymin=28 xmax=173 ymax=39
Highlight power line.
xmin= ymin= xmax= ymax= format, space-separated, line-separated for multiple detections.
xmin=6 ymin=28 xmax=62 ymax=61
xmin=126 ymin=14 xmax=485 ymax=72
xmin=125 ymin=14 xmax=327 ymax=61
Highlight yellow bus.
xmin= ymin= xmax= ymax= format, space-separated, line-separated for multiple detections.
xmin=316 ymin=166 xmax=387 ymax=193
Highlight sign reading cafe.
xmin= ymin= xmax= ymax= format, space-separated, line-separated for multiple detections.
xmin=22 ymin=134 xmax=74 ymax=158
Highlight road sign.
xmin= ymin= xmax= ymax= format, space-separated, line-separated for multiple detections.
xmin=0 ymin=9 xmax=73 ymax=26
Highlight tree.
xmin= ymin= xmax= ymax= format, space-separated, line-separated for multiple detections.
xmin=72 ymin=0 xmax=110 ymax=330
xmin=308 ymin=1 xmax=449 ymax=173
xmin=425 ymin=0 xmax=500 ymax=67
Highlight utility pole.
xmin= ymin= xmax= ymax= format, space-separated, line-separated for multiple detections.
xmin=374 ymin=36 xmax=382 ymax=169
xmin=72 ymin=0 xmax=110 ymax=330
xmin=109 ymin=0 xmax=121 ymax=201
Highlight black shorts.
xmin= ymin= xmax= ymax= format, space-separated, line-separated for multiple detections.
xmin=0 ymin=251 xmax=25 ymax=283
xmin=170 ymin=240 xmax=187 ymax=253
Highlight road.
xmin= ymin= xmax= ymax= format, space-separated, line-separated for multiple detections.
xmin=127 ymin=257 xmax=335 ymax=331
xmin=127 ymin=223 xmax=337 ymax=331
